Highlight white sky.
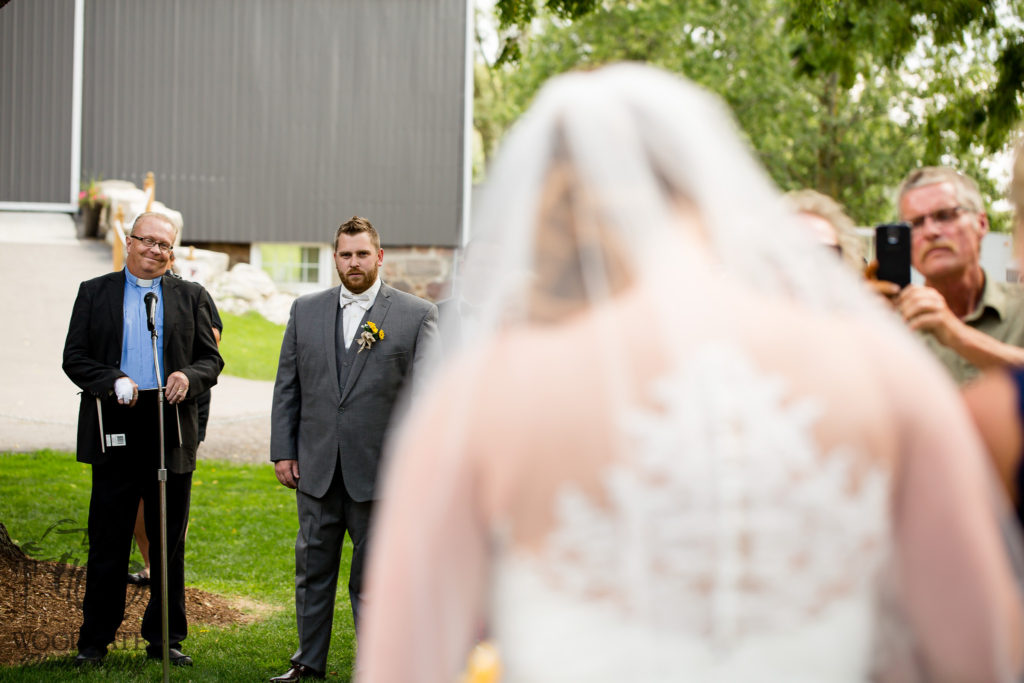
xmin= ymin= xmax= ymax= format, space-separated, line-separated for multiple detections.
xmin=475 ymin=0 xmax=501 ymax=63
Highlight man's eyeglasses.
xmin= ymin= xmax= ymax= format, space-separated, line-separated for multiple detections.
xmin=907 ymin=206 xmax=968 ymax=230
xmin=130 ymin=234 xmax=174 ymax=253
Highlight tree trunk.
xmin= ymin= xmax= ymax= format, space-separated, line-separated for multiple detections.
xmin=0 ymin=522 xmax=28 ymax=560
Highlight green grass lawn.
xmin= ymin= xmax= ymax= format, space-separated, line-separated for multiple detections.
xmin=217 ymin=311 xmax=286 ymax=381
xmin=0 ymin=451 xmax=356 ymax=681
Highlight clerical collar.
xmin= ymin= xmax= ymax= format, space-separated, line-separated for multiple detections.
xmin=125 ymin=270 xmax=162 ymax=289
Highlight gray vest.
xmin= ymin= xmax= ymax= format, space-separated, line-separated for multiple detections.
xmin=335 ymin=303 xmax=371 ymax=391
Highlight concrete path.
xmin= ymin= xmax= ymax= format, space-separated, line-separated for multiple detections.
xmin=0 ymin=212 xmax=272 ymax=464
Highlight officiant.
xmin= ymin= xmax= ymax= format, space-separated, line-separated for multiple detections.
xmin=63 ymin=212 xmax=223 ymax=668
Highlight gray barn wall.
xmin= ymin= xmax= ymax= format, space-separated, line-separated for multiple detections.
xmin=84 ymin=0 xmax=466 ymax=246
xmin=0 ymin=0 xmax=77 ymax=205
xmin=3 ymin=0 xmax=467 ymax=246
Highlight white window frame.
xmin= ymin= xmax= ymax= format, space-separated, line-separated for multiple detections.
xmin=250 ymin=242 xmax=334 ymax=294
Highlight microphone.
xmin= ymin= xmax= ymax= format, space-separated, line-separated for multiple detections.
xmin=144 ymin=292 xmax=158 ymax=333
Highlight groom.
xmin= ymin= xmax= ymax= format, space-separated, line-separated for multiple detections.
xmin=269 ymin=216 xmax=439 ymax=682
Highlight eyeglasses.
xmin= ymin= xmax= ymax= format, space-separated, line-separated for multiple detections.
xmin=907 ymin=206 xmax=968 ymax=230
xmin=130 ymin=234 xmax=174 ymax=253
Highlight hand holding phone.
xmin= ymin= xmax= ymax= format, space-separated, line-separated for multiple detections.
xmin=874 ymin=222 xmax=912 ymax=289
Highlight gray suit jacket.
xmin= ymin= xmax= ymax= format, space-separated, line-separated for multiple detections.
xmin=270 ymin=282 xmax=439 ymax=501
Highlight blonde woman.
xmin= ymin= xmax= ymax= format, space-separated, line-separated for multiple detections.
xmin=784 ymin=188 xmax=865 ymax=270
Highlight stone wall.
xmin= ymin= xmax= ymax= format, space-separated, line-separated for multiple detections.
xmin=376 ymin=245 xmax=457 ymax=302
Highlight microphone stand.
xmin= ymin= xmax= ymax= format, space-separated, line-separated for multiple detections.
xmin=148 ymin=317 xmax=170 ymax=683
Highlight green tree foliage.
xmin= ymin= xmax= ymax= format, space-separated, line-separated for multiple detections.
xmin=494 ymin=0 xmax=601 ymax=63
xmin=788 ymin=0 xmax=1024 ymax=151
xmin=478 ymin=0 xmax=1023 ymax=229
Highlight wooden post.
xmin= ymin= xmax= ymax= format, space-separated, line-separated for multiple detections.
xmin=112 ymin=205 xmax=126 ymax=271
xmin=144 ymin=172 xmax=155 ymax=212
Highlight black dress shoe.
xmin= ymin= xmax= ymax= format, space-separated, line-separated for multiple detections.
xmin=127 ymin=571 xmax=151 ymax=586
xmin=73 ymin=647 xmax=106 ymax=666
xmin=270 ymin=663 xmax=325 ymax=681
xmin=146 ymin=647 xmax=193 ymax=666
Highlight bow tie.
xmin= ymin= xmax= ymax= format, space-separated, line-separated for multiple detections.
xmin=342 ymin=292 xmax=371 ymax=304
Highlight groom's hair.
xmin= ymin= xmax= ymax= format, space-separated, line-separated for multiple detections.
xmin=335 ymin=216 xmax=381 ymax=251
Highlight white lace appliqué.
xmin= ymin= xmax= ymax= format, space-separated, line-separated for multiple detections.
xmin=539 ymin=344 xmax=890 ymax=645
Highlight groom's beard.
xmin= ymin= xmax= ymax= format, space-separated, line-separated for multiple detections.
xmin=338 ymin=262 xmax=379 ymax=294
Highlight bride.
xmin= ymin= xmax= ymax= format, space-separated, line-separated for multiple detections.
xmin=357 ymin=64 xmax=1023 ymax=682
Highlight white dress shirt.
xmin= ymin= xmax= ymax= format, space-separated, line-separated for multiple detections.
xmin=340 ymin=277 xmax=382 ymax=348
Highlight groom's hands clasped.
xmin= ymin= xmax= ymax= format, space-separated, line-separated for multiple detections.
xmin=275 ymin=459 xmax=301 ymax=489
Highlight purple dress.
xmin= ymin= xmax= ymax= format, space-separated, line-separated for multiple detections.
xmin=1013 ymin=367 xmax=1024 ymax=525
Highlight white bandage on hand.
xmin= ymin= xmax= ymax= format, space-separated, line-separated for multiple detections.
xmin=114 ymin=377 xmax=134 ymax=403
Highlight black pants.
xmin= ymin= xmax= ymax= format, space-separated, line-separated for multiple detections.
xmin=76 ymin=394 xmax=193 ymax=654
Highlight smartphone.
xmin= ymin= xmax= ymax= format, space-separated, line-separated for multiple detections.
xmin=874 ymin=222 xmax=912 ymax=289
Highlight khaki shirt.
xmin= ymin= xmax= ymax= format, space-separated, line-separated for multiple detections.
xmin=922 ymin=269 xmax=1024 ymax=385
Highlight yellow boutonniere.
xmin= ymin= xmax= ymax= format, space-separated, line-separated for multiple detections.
xmin=357 ymin=321 xmax=385 ymax=353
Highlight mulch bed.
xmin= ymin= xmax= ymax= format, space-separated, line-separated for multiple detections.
xmin=0 ymin=552 xmax=254 ymax=666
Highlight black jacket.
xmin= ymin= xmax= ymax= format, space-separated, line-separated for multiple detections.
xmin=62 ymin=270 xmax=224 ymax=472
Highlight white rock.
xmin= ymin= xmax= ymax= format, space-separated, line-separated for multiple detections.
xmin=99 ymin=185 xmax=147 ymax=236
xmin=95 ymin=180 xmax=185 ymax=241
xmin=173 ymin=247 xmax=229 ymax=287
xmin=210 ymin=263 xmax=277 ymax=301
xmin=215 ymin=297 xmax=253 ymax=317
xmin=254 ymin=293 xmax=296 ymax=325
xmin=97 ymin=179 xmax=137 ymax=192
xmin=202 ymin=262 xmax=297 ymax=326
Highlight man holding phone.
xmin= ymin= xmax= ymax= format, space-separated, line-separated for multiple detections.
xmin=875 ymin=166 xmax=1024 ymax=384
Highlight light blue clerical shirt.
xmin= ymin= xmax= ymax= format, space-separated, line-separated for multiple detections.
xmin=121 ymin=270 xmax=164 ymax=390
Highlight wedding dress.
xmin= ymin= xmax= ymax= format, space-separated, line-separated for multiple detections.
xmin=487 ymin=336 xmax=891 ymax=683
xmin=357 ymin=64 xmax=1024 ymax=682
